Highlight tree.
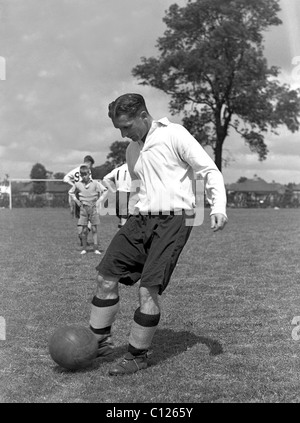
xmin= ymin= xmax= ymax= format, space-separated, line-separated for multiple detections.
xmin=237 ymin=176 xmax=248 ymax=183
xmin=92 ymin=162 xmax=115 ymax=180
xmin=106 ymin=141 xmax=130 ymax=167
xmin=282 ymin=182 xmax=296 ymax=208
xmin=92 ymin=140 xmax=129 ymax=180
xmin=132 ymin=0 xmax=300 ymax=171
xmin=53 ymin=172 xmax=65 ymax=180
xmin=30 ymin=163 xmax=47 ymax=194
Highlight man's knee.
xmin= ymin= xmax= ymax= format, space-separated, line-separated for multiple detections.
xmin=139 ymin=286 xmax=160 ymax=314
xmin=96 ymin=274 xmax=118 ymax=298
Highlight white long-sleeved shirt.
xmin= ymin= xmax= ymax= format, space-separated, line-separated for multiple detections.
xmin=63 ymin=166 xmax=82 ymax=186
xmin=103 ymin=163 xmax=131 ymax=193
xmin=126 ymin=117 xmax=227 ymax=217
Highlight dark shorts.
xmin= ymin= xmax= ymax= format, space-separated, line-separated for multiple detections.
xmin=96 ymin=213 xmax=193 ymax=295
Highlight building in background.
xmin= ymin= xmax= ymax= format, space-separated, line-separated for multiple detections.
xmin=226 ymin=177 xmax=286 ymax=208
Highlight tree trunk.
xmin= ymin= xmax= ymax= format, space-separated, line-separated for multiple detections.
xmin=214 ymin=109 xmax=227 ymax=172
xmin=214 ymin=140 xmax=223 ymax=172
xmin=214 ymin=127 xmax=226 ymax=172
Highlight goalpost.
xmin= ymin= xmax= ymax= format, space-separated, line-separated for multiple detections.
xmin=0 ymin=178 xmax=117 ymax=214
xmin=0 ymin=179 xmax=68 ymax=210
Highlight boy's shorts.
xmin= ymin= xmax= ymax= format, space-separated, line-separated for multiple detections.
xmin=96 ymin=212 xmax=193 ymax=295
xmin=78 ymin=204 xmax=100 ymax=226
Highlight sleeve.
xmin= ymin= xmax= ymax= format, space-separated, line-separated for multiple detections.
xmin=126 ymin=144 xmax=140 ymax=214
xmin=68 ymin=183 xmax=78 ymax=203
xmin=96 ymin=181 xmax=109 ymax=202
xmin=63 ymin=167 xmax=80 ymax=186
xmin=96 ymin=181 xmax=108 ymax=194
xmin=102 ymin=169 xmax=117 ymax=192
xmin=123 ymin=165 xmax=132 ymax=192
xmin=174 ymin=125 xmax=227 ymax=217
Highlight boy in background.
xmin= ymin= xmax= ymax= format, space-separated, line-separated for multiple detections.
xmin=64 ymin=155 xmax=95 ymax=217
xmin=69 ymin=164 xmax=107 ymax=255
xmin=64 ymin=155 xmax=95 ymax=246
xmin=103 ymin=162 xmax=131 ymax=228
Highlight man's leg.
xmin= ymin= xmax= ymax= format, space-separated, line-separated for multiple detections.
xmin=89 ymin=275 xmax=120 ymax=356
xmin=109 ymin=286 xmax=160 ymax=375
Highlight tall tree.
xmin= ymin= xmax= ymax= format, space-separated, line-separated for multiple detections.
xmin=237 ymin=176 xmax=248 ymax=183
xmin=30 ymin=163 xmax=47 ymax=194
xmin=93 ymin=140 xmax=129 ymax=179
xmin=92 ymin=162 xmax=115 ymax=180
xmin=132 ymin=0 xmax=300 ymax=171
xmin=106 ymin=140 xmax=130 ymax=167
xmin=53 ymin=172 xmax=66 ymax=180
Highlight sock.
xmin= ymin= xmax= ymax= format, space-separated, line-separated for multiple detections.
xmin=89 ymin=296 xmax=120 ymax=341
xmin=128 ymin=307 xmax=160 ymax=355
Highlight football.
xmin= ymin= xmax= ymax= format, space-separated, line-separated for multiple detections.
xmin=49 ymin=325 xmax=98 ymax=370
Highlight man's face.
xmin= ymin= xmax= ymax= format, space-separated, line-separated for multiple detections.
xmin=112 ymin=112 xmax=148 ymax=142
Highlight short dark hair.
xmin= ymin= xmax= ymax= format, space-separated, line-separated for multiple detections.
xmin=83 ymin=155 xmax=94 ymax=165
xmin=108 ymin=93 xmax=148 ymax=120
xmin=80 ymin=164 xmax=90 ymax=174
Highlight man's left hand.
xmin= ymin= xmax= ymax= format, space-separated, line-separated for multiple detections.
xmin=210 ymin=213 xmax=227 ymax=232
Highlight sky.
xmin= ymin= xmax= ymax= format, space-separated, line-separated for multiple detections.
xmin=0 ymin=0 xmax=299 ymax=185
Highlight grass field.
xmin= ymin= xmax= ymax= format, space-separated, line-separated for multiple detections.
xmin=0 ymin=207 xmax=300 ymax=404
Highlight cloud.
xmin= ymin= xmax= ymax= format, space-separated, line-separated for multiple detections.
xmin=264 ymin=0 xmax=300 ymax=88
xmin=0 ymin=0 xmax=299 ymax=184
xmin=223 ymin=153 xmax=300 ymax=185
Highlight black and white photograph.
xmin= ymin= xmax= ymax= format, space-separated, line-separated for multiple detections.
xmin=0 ymin=0 xmax=300 ymax=406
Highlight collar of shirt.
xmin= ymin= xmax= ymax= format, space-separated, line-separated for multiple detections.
xmin=137 ymin=117 xmax=170 ymax=148
xmin=148 ymin=117 xmax=170 ymax=135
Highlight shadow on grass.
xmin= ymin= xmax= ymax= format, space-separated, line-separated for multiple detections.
xmin=150 ymin=329 xmax=223 ymax=365
xmin=51 ymin=329 xmax=223 ymax=373
xmin=51 ymin=345 xmax=128 ymax=374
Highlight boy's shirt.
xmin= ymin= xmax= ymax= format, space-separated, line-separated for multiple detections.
xmin=69 ymin=179 xmax=107 ymax=206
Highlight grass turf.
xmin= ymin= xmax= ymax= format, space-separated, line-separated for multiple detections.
xmin=0 ymin=207 xmax=300 ymax=403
